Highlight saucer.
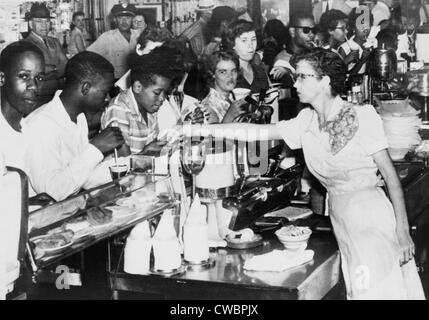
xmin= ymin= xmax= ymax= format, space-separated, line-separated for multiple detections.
xmin=184 ymin=258 xmax=216 ymax=271
xmin=149 ymin=265 xmax=187 ymax=277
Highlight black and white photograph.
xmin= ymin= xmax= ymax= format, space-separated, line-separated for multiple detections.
xmin=1 ymin=0 xmax=429 ymax=304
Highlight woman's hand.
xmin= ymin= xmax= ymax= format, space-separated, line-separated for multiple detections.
xmin=222 ymin=99 xmax=248 ymax=123
xmin=396 ymin=226 xmax=415 ymax=266
xmin=183 ymin=106 xmax=206 ymax=124
xmin=343 ymin=50 xmax=360 ymax=65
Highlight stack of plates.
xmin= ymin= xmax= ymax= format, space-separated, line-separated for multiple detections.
xmin=379 ymin=106 xmax=421 ymax=160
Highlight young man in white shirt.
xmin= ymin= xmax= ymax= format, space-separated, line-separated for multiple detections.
xmin=0 ymin=41 xmax=45 ymax=172
xmin=24 ymin=51 xmax=125 ymax=201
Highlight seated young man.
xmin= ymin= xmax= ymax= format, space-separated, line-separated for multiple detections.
xmin=101 ymin=47 xmax=182 ymax=154
xmin=0 ymin=41 xmax=45 ymax=172
xmin=24 ymin=51 xmax=125 ymax=201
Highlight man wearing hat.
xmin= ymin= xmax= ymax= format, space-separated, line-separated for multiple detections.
xmin=181 ymin=0 xmax=215 ymax=56
xmin=23 ymin=2 xmax=68 ymax=103
xmin=87 ymin=3 xmax=140 ymax=80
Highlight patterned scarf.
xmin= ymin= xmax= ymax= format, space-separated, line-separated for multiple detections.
xmin=321 ymin=103 xmax=359 ymax=155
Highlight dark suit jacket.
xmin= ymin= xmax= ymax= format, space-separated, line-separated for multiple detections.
xmin=23 ymin=32 xmax=68 ymax=104
xmin=23 ymin=32 xmax=67 ymax=76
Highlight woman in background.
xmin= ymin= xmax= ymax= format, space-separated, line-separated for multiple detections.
xmin=222 ymin=19 xmax=269 ymax=94
xmin=115 ymin=25 xmax=173 ymax=91
xmin=261 ymin=19 xmax=287 ymax=71
xmin=68 ymin=11 xmax=88 ymax=58
xmin=199 ymin=50 xmax=247 ymax=123
xmin=339 ymin=8 xmax=377 ymax=74
xmin=318 ymin=9 xmax=349 ymax=54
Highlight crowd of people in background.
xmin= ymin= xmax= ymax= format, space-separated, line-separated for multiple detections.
xmin=1 ymin=0 xmax=427 ymax=300
xmin=1 ymin=0 xmax=427 ymax=200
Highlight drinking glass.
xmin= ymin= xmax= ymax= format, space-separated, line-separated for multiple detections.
xmin=181 ymin=136 xmax=206 ymax=200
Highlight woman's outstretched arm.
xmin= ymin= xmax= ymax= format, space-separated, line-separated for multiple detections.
xmin=184 ymin=123 xmax=282 ymax=142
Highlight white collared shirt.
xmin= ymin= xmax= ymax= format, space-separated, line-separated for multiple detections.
xmin=87 ymin=29 xmax=139 ymax=79
xmin=23 ymin=91 xmax=111 ymax=201
xmin=0 ymin=108 xmax=27 ymax=172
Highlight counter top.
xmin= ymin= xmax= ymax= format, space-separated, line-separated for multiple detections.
xmin=108 ymin=228 xmax=341 ymax=300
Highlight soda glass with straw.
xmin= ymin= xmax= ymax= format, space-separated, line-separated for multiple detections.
xmin=181 ymin=132 xmax=207 ymax=201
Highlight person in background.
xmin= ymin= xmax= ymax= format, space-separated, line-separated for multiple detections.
xmin=199 ymin=50 xmax=248 ymax=124
xmin=339 ymin=7 xmax=376 ymax=75
xmin=376 ymin=28 xmax=399 ymax=51
xmin=202 ymin=6 xmax=237 ymax=56
xmin=87 ymin=3 xmax=139 ymax=80
xmin=101 ymin=47 xmax=179 ymax=155
xmin=222 ymin=19 xmax=269 ymax=94
xmin=24 ymin=52 xmax=124 ymax=201
xmin=419 ymin=0 xmax=429 ymax=25
xmin=115 ymin=25 xmax=173 ymax=91
xmin=397 ymin=9 xmax=420 ymax=62
xmin=23 ymin=2 xmax=68 ymax=104
xmin=181 ymin=0 xmax=214 ymax=56
xmin=132 ymin=10 xmax=147 ymax=35
xmin=0 ymin=42 xmax=45 ymax=172
xmin=318 ymin=9 xmax=349 ymax=55
xmin=184 ymin=48 xmax=425 ymax=300
xmin=313 ymin=0 xmax=353 ymax=24
xmin=261 ymin=19 xmax=287 ymax=71
xmin=157 ymin=36 xmax=203 ymax=130
xmin=270 ymin=14 xmax=316 ymax=81
xmin=68 ymin=11 xmax=89 ymax=58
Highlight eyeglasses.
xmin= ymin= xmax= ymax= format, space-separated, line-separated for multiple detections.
xmin=292 ymin=73 xmax=322 ymax=82
xmin=293 ymin=26 xmax=318 ymax=34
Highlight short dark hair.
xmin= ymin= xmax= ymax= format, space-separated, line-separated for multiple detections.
xmin=319 ymin=9 xmax=348 ymax=32
xmin=376 ymin=28 xmax=398 ymax=50
xmin=201 ymin=50 xmax=239 ymax=87
xmin=222 ymin=19 xmax=256 ymax=51
xmin=72 ymin=11 xmax=84 ymax=21
xmin=263 ymin=19 xmax=287 ymax=48
xmin=65 ymin=51 xmax=114 ymax=87
xmin=130 ymin=46 xmax=183 ymax=89
xmin=137 ymin=25 xmax=173 ymax=47
xmin=0 ymin=41 xmax=44 ymax=75
xmin=289 ymin=14 xmax=315 ymax=28
xmin=290 ymin=48 xmax=347 ymax=97
xmin=135 ymin=9 xmax=147 ymax=21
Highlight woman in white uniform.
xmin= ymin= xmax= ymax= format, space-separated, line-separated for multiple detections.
xmin=184 ymin=48 xmax=425 ymax=299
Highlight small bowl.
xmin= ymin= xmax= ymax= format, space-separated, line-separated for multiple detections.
xmin=275 ymin=226 xmax=312 ymax=251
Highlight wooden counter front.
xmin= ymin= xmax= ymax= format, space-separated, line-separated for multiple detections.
xmin=108 ymin=231 xmax=341 ymax=300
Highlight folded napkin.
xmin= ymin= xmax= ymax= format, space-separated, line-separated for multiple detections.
xmin=244 ymin=249 xmax=314 ymax=272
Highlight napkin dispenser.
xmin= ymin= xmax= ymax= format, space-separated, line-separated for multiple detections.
xmin=223 ymin=163 xmax=303 ymax=231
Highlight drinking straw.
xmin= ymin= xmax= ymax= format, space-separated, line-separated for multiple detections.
xmin=114 ymin=148 xmax=118 ymax=166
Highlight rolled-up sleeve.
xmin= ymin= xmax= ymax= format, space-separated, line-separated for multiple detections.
xmin=275 ymin=108 xmax=313 ymax=150
xmin=356 ymin=105 xmax=389 ymax=156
